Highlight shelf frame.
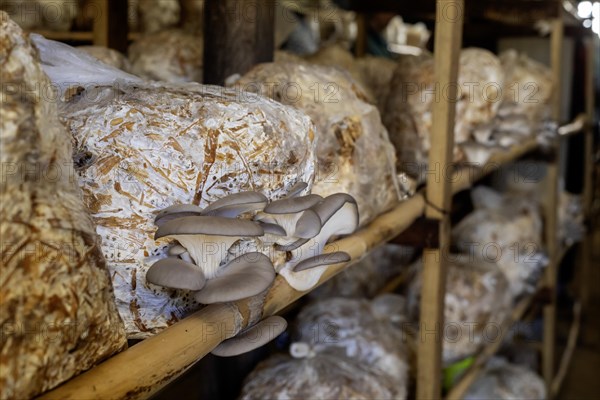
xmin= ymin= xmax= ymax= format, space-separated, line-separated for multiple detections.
xmin=39 ymin=197 xmax=425 ymax=400
xmin=416 ymin=1 xmax=464 ymax=399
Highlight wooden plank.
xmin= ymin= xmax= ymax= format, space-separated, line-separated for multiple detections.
xmin=579 ymin=36 xmax=595 ymax=310
xmin=542 ymin=18 xmax=563 ymax=393
xmin=551 ymin=302 xmax=582 ymax=397
xmin=450 ymin=138 xmax=539 ymax=194
xmin=203 ymin=0 xmax=275 ymax=86
xmin=417 ymin=1 xmax=463 ymax=399
xmin=91 ymin=0 xmax=128 ymax=51
xmin=40 ymin=196 xmax=425 ymax=400
xmin=28 ymin=30 xmax=94 ymax=41
xmin=446 ymin=284 xmax=542 ymax=400
xmin=355 ymin=13 xmax=367 ymax=57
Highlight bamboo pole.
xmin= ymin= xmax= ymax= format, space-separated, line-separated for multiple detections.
xmin=579 ymin=36 xmax=595 ymax=311
xmin=40 ymin=196 xmax=425 ymax=400
xmin=355 ymin=13 xmax=367 ymax=57
xmin=551 ymin=302 xmax=582 ymax=397
xmin=417 ymin=1 xmax=463 ymax=399
xmin=91 ymin=0 xmax=128 ymax=52
xmin=542 ymin=17 xmax=563 ymax=394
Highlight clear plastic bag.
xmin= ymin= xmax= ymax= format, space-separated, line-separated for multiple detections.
xmin=294 ymin=297 xmax=410 ymax=398
xmin=407 ymin=255 xmax=512 ymax=365
xmin=452 ymin=186 xmax=545 ymax=297
xmin=239 ymin=352 xmax=398 ymax=400
xmin=231 ymin=62 xmax=402 ymax=226
xmin=310 ymin=244 xmax=415 ymax=300
xmin=464 ymin=357 xmax=546 ymax=400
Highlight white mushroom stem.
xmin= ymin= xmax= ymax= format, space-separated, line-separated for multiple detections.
xmin=170 ymin=235 xmax=240 ymax=279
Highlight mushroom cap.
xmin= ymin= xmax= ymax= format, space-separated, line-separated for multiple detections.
xmin=284 ymin=181 xmax=308 ymax=198
xmin=194 ymin=252 xmax=275 ymax=304
xmin=167 ymin=244 xmax=188 ymax=256
xmin=201 ymin=191 xmax=268 ymax=217
xmin=264 ymin=194 xmax=323 ymax=214
xmin=294 ymin=209 xmax=322 ymax=239
xmin=154 ymin=204 xmax=204 ymax=226
xmin=311 ymin=193 xmax=358 ymax=226
xmin=274 ymin=238 xmax=309 ymax=252
xmin=211 ymin=316 xmax=287 ymax=357
xmin=146 ymin=257 xmax=206 ymax=291
xmin=258 ymin=221 xmax=287 ymax=236
xmin=155 ymin=216 xmax=264 ymax=239
xmin=293 ymin=251 xmax=351 ymax=272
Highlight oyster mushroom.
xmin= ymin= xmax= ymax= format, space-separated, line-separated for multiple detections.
xmin=146 ymin=258 xmax=206 ymax=291
xmin=212 ymin=316 xmax=287 ymax=357
xmin=293 ymin=251 xmax=351 ymax=272
xmin=279 ymin=193 xmax=358 ymax=291
xmin=154 ymin=216 xmax=263 ymax=279
xmin=201 ymin=191 xmax=268 ymax=217
xmin=284 ymin=181 xmax=309 ymax=198
xmin=254 ymin=194 xmax=323 ymax=247
xmin=155 ymin=191 xmax=268 ymax=226
xmin=194 ymin=252 xmax=275 ymax=304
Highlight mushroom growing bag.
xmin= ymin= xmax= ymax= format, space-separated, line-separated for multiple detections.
xmin=239 ymin=352 xmax=397 ymax=400
xmin=384 ymin=48 xmax=504 ymax=178
xmin=294 ymin=297 xmax=410 ymax=399
xmin=32 ymin=36 xmax=318 ymax=338
xmin=407 ymin=255 xmax=512 ymax=365
xmin=452 ymin=186 xmax=545 ymax=297
xmin=231 ymin=62 xmax=402 ymax=226
xmin=464 ymin=357 xmax=547 ymax=400
xmin=0 ymin=15 xmax=126 ymax=398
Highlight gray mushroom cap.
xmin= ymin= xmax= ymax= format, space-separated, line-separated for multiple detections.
xmin=155 ymin=204 xmax=204 ymax=226
xmin=155 ymin=216 xmax=264 ymax=240
xmin=264 ymin=194 xmax=323 ymax=214
xmin=258 ymin=221 xmax=288 ymax=236
xmin=311 ymin=193 xmax=358 ymax=226
xmin=293 ymin=209 xmax=322 ymax=239
xmin=146 ymin=257 xmax=207 ymax=291
xmin=201 ymin=191 xmax=268 ymax=217
xmin=211 ymin=316 xmax=287 ymax=357
xmin=194 ymin=252 xmax=275 ymax=304
xmin=293 ymin=251 xmax=351 ymax=272
xmin=284 ymin=181 xmax=308 ymax=198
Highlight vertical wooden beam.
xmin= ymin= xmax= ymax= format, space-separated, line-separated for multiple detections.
xmin=417 ymin=1 xmax=463 ymax=399
xmin=579 ymin=36 xmax=595 ymax=311
xmin=203 ymin=0 xmax=275 ymax=86
xmin=91 ymin=0 xmax=128 ymax=52
xmin=542 ymin=17 xmax=563 ymax=394
xmin=355 ymin=13 xmax=367 ymax=57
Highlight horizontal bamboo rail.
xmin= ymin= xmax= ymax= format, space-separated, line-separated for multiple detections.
xmin=40 ymin=196 xmax=425 ymax=400
xmin=451 ymin=138 xmax=539 ymax=194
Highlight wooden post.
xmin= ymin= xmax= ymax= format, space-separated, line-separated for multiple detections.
xmin=355 ymin=13 xmax=367 ymax=57
xmin=416 ymin=1 xmax=463 ymax=399
xmin=203 ymin=0 xmax=275 ymax=86
xmin=91 ymin=0 xmax=128 ymax=52
xmin=542 ymin=17 xmax=563 ymax=394
xmin=579 ymin=36 xmax=595 ymax=311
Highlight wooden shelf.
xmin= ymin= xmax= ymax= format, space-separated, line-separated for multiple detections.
xmin=40 ymin=196 xmax=426 ymax=400
xmin=445 ymin=282 xmax=544 ymax=400
xmin=451 ymin=138 xmax=540 ymax=195
xmin=28 ymin=30 xmax=94 ymax=41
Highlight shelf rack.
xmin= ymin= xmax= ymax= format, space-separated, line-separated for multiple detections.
xmin=26 ymin=0 xmax=595 ymax=399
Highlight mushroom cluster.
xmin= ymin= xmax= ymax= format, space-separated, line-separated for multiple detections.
xmin=146 ymin=183 xmax=359 ymax=304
